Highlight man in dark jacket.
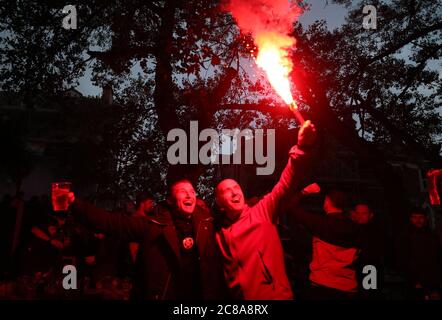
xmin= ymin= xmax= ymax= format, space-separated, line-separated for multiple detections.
xmin=350 ymin=202 xmax=384 ymax=300
xmin=61 ymin=179 xmax=225 ymax=300
xmin=397 ymin=208 xmax=441 ymax=300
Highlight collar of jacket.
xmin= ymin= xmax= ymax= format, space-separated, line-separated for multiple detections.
xmin=150 ymin=201 xmax=214 ymax=261
xmin=219 ymin=205 xmax=249 ymax=229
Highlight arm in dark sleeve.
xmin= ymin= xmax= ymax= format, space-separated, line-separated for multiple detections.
xmin=71 ymin=199 xmax=147 ymax=242
xmin=281 ymin=190 xmax=308 ymax=213
xmin=290 ymin=208 xmax=361 ymax=248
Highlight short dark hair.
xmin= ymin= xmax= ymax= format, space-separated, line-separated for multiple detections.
xmin=168 ymin=179 xmax=194 ymax=194
xmin=352 ymin=200 xmax=370 ymax=209
xmin=166 ymin=179 xmax=195 ymax=207
xmin=135 ymin=191 xmax=153 ymax=208
xmin=409 ymin=207 xmax=426 ymax=217
xmin=326 ymin=189 xmax=347 ymax=210
xmin=166 ymin=165 xmax=197 ymax=190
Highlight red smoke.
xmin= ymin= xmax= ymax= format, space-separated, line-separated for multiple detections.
xmin=224 ymin=0 xmax=301 ymax=40
xmin=224 ymin=0 xmax=303 ymax=105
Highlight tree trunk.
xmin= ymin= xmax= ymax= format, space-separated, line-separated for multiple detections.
xmin=154 ymin=0 xmax=180 ymax=134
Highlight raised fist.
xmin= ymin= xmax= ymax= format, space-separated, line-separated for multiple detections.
xmin=298 ymin=120 xmax=316 ymax=148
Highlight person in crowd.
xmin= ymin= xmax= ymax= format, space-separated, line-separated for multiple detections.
xmin=132 ymin=192 xmax=155 ymax=218
xmin=350 ymin=202 xmax=384 ymax=299
xmin=129 ymin=191 xmax=155 ymax=263
xmin=283 ymin=183 xmax=321 ymax=298
xmin=289 ymin=189 xmax=370 ymax=300
xmin=10 ymin=192 xmax=25 ymax=271
xmin=396 ymin=208 xmax=441 ymax=300
xmin=0 ymin=194 xmax=14 ymax=279
xmin=120 ymin=191 xmax=157 ymax=299
xmin=57 ymin=179 xmax=226 ymax=300
xmin=214 ymin=120 xmax=316 ymax=300
xmin=18 ymin=211 xmax=69 ymax=282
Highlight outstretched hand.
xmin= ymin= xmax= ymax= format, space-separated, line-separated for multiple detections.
xmin=297 ymin=120 xmax=316 ymax=148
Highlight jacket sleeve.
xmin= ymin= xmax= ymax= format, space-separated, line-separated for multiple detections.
xmin=72 ymin=199 xmax=147 ymax=242
xmin=252 ymin=145 xmax=311 ymax=223
xmin=280 ymin=190 xmax=307 ymax=214
xmin=290 ymin=208 xmax=362 ymax=248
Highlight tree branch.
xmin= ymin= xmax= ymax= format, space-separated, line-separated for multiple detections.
xmin=366 ymin=22 xmax=442 ymax=65
xmin=217 ymin=103 xmax=293 ymax=117
xmin=400 ymin=44 xmax=441 ymax=98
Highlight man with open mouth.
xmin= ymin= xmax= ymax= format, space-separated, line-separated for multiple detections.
xmin=57 ymin=179 xmax=225 ymax=300
xmin=214 ymin=120 xmax=316 ymax=300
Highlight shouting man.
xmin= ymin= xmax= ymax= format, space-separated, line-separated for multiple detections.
xmin=214 ymin=120 xmax=316 ymax=300
xmin=60 ymin=179 xmax=225 ymax=300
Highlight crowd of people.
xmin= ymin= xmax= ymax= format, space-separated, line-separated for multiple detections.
xmin=1 ymin=120 xmax=441 ymax=300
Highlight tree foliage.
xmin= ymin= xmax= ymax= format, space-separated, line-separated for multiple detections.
xmin=0 ymin=0 xmax=440 ymax=202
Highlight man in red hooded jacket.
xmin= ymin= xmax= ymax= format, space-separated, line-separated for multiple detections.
xmin=214 ymin=120 xmax=316 ymax=300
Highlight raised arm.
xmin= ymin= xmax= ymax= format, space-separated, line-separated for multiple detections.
xmin=289 ymin=208 xmax=363 ymax=248
xmin=68 ymin=195 xmax=147 ymax=242
xmin=253 ymin=120 xmax=316 ymax=222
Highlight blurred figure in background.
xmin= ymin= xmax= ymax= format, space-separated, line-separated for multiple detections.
xmin=397 ymin=208 xmax=441 ymax=300
xmin=17 ymin=210 xmax=71 ymax=297
xmin=350 ymin=202 xmax=384 ymax=299
xmin=0 ymin=194 xmax=14 ymax=280
xmin=127 ymin=191 xmax=156 ymax=299
xmin=132 ymin=192 xmax=155 ymax=218
xmin=284 ymin=183 xmax=321 ymax=298
xmin=129 ymin=192 xmax=155 ymax=263
xmin=289 ymin=189 xmax=369 ymax=300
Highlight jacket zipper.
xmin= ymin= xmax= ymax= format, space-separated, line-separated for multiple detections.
xmin=196 ymin=217 xmax=211 ymax=245
xmin=161 ymin=273 xmax=171 ymax=300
